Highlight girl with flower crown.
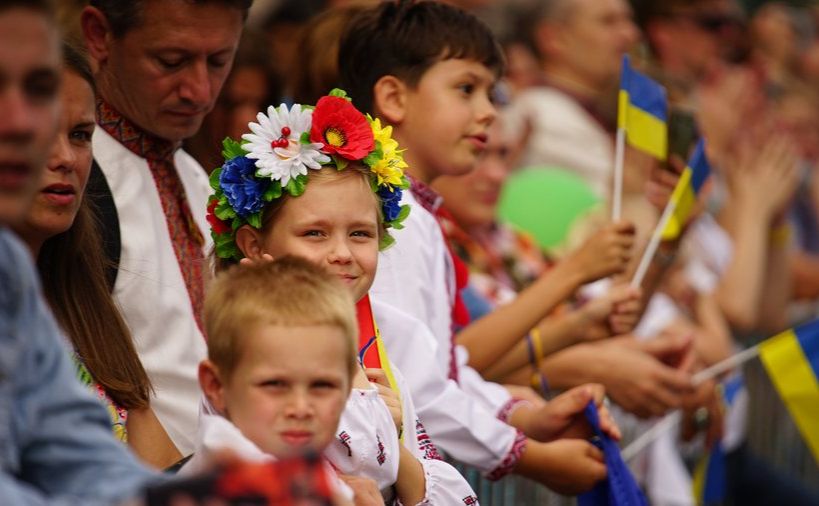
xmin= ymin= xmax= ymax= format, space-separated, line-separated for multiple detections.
xmin=205 ymin=90 xmax=478 ymax=505
xmin=206 ymin=90 xmax=623 ymax=499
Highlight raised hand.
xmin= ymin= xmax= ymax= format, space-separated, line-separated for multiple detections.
xmin=564 ymin=221 xmax=636 ymax=283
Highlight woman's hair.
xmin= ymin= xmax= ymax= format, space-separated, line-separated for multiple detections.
xmin=214 ymin=163 xmax=386 ymax=273
xmin=37 ymin=42 xmax=152 ymax=410
xmin=289 ymin=4 xmax=368 ymax=105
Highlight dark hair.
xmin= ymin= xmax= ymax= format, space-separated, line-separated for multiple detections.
xmin=0 ymin=0 xmax=55 ymax=14
xmin=89 ymin=0 xmax=253 ymax=37
xmin=290 ymin=4 xmax=367 ymax=105
xmin=338 ymin=0 xmax=504 ymax=114
xmin=63 ymin=41 xmax=96 ymax=93
xmin=37 ymin=44 xmax=152 ymax=410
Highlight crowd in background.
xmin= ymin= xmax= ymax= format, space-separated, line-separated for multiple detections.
xmin=2 ymin=0 xmax=819 ymax=505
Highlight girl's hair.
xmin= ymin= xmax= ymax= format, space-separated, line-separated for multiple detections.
xmin=37 ymin=42 xmax=152 ymax=410
xmin=214 ymin=164 xmax=386 ymax=273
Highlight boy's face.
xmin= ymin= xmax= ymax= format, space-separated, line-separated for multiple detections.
xmin=394 ymin=58 xmax=497 ymax=181
xmin=260 ymin=174 xmax=379 ymax=302
xmin=214 ymin=323 xmax=352 ymax=459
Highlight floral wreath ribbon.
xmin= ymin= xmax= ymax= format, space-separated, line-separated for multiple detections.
xmin=206 ymin=89 xmax=411 ymax=260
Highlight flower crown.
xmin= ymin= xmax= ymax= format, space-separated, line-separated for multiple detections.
xmin=206 ymin=89 xmax=411 ymax=260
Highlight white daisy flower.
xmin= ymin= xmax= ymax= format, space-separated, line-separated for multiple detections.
xmin=241 ymin=103 xmax=330 ymax=187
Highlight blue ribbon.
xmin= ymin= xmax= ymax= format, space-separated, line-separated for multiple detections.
xmin=579 ymin=401 xmax=648 ymax=506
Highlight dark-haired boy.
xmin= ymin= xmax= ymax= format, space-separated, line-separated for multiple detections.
xmin=339 ymin=0 xmax=613 ymax=493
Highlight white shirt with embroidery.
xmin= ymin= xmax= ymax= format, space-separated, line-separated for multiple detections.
xmin=372 ymin=298 xmax=519 ymax=477
xmin=93 ymin=129 xmax=209 ymax=455
xmin=371 ymin=190 xmax=513 ymax=417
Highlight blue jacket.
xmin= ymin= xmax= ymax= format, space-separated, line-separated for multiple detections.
xmin=0 ymin=228 xmax=158 ymax=505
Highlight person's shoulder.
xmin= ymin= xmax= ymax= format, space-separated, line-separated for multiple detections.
xmin=0 ymin=228 xmax=37 ymax=290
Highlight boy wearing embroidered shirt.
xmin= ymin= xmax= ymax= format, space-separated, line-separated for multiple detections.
xmin=192 ymin=258 xmax=362 ymax=503
xmin=338 ymin=0 xmax=625 ymax=492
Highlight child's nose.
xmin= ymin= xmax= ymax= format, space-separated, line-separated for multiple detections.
xmin=327 ymin=239 xmax=353 ymax=264
xmin=285 ymin=391 xmax=313 ymax=418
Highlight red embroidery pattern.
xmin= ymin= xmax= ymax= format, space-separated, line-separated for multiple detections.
xmin=496 ymin=398 xmax=532 ymax=424
xmin=338 ymin=431 xmax=352 ymax=457
xmin=463 ymin=495 xmax=479 ymax=505
xmin=97 ymin=100 xmax=206 ymax=335
xmin=376 ymin=434 xmax=386 ymax=466
xmin=415 ymin=418 xmax=443 ymax=461
xmin=485 ymin=430 xmax=527 ymax=481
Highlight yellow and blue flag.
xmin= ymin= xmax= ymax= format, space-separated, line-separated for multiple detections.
xmin=759 ymin=318 xmax=819 ymax=464
xmin=618 ymin=55 xmax=668 ymax=161
xmin=661 ymin=138 xmax=711 ymax=240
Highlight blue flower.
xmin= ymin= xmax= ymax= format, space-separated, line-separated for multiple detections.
xmin=378 ymin=185 xmax=403 ymax=222
xmin=219 ymin=156 xmax=270 ymax=218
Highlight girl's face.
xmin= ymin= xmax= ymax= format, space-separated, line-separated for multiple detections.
xmin=17 ymin=69 xmax=94 ymax=247
xmin=259 ymin=172 xmax=379 ymax=302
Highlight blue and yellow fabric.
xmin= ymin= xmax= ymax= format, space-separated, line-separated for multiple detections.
xmin=759 ymin=318 xmax=819 ymax=464
xmin=618 ymin=55 xmax=668 ymax=161
xmin=660 ymin=138 xmax=712 ymax=240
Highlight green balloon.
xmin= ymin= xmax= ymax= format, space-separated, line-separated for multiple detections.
xmin=498 ymin=167 xmax=601 ymax=250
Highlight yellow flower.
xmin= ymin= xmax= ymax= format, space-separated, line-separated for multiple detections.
xmin=369 ymin=117 xmax=407 ymax=188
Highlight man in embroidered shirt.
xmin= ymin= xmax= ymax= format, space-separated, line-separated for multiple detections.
xmin=81 ymin=0 xmax=251 ymax=456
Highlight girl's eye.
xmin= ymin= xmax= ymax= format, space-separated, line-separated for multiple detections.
xmin=311 ymin=381 xmax=337 ymax=390
xmin=351 ymin=230 xmax=374 ymax=238
xmin=303 ymin=230 xmax=323 ymax=237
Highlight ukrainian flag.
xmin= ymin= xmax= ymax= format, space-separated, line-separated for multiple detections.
xmin=618 ymin=55 xmax=668 ymax=161
xmin=759 ymin=319 xmax=819 ymax=464
xmin=660 ymin=139 xmax=711 ymax=240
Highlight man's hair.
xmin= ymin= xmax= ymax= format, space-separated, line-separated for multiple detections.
xmin=338 ymin=0 xmax=504 ymax=114
xmin=205 ymin=256 xmax=359 ymax=379
xmin=89 ymin=0 xmax=253 ymax=38
xmin=0 ymin=0 xmax=55 ymax=15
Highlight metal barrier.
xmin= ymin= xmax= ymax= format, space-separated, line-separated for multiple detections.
xmin=451 ymin=462 xmax=575 ymax=506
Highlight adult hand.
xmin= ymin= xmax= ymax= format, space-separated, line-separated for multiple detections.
xmin=522 ymin=439 xmax=607 ymax=495
xmin=594 ymin=337 xmax=694 ymax=418
xmin=680 ymin=379 xmax=725 ymax=449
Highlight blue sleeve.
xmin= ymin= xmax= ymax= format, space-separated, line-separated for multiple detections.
xmin=0 ymin=230 xmax=159 ymax=505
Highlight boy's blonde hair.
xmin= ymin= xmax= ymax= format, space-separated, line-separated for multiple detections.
xmin=204 ymin=256 xmax=359 ymax=379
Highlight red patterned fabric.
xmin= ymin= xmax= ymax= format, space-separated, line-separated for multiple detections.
xmin=97 ymin=100 xmax=206 ymax=336
xmin=409 ymin=177 xmax=471 ymax=382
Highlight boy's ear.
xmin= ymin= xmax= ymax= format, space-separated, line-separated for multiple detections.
xmin=199 ymin=360 xmax=228 ymax=415
xmin=372 ymin=75 xmax=408 ymax=125
xmin=81 ymin=6 xmax=113 ymax=65
xmin=534 ymin=20 xmax=561 ymax=60
xmin=235 ymin=225 xmax=265 ymax=260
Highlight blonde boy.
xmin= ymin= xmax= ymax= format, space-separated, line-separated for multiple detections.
xmin=188 ymin=257 xmax=367 ymax=502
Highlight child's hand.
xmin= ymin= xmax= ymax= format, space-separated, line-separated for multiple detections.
xmin=238 ymin=253 xmax=274 ymax=266
xmin=522 ymin=384 xmax=621 ymax=442
xmin=565 ymin=221 xmax=635 ymax=283
xmin=365 ymin=368 xmax=402 ymax=434
xmin=521 ymin=439 xmax=607 ymax=495
xmin=576 ymin=284 xmax=642 ymax=340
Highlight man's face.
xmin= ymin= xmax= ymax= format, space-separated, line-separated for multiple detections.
xmin=551 ymin=0 xmax=639 ymax=90
xmin=0 ymin=8 xmax=60 ymax=226
xmin=94 ymin=0 xmax=243 ymax=142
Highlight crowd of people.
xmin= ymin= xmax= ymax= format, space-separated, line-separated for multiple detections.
xmin=1 ymin=0 xmax=818 ymax=504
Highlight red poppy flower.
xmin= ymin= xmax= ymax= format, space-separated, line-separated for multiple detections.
xmin=207 ymin=198 xmax=231 ymax=235
xmin=310 ymin=96 xmax=374 ymax=160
